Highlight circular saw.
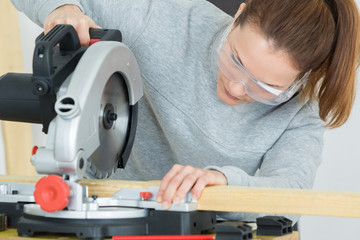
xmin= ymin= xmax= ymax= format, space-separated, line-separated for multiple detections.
xmin=0 ymin=24 xmax=143 ymax=180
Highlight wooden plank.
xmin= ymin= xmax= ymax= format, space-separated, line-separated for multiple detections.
xmin=1 ymin=175 xmax=360 ymax=218
xmin=0 ymin=175 xmax=160 ymax=197
xmin=0 ymin=0 xmax=35 ymax=176
xmin=197 ymin=185 xmax=360 ymax=218
xmin=81 ymin=179 xmax=161 ymax=197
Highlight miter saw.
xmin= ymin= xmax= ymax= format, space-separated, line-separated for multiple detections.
xmin=0 ymin=25 xmax=215 ymax=239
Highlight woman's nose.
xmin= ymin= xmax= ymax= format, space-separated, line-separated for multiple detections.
xmin=228 ymin=80 xmax=247 ymax=97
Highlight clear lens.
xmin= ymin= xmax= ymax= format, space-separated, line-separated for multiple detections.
xmin=216 ymin=39 xmax=279 ymax=103
xmin=215 ymin=25 xmax=311 ymax=105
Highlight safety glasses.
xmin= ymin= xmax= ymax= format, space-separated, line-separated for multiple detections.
xmin=215 ymin=14 xmax=311 ymax=105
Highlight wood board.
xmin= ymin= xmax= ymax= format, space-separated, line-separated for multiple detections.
xmin=1 ymin=175 xmax=360 ymax=218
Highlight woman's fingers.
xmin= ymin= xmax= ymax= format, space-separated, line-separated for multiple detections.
xmin=156 ymin=165 xmax=228 ymax=209
xmin=191 ymin=170 xmax=227 ymax=200
xmin=156 ymin=164 xmax=183 ymax=203
xmin=44 ymin=4 xmax=101 ymax=46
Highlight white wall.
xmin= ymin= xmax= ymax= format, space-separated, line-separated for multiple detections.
xmin=0 ymin=4 xmax=359 ymax=240
xmin=298 ymin=75 xmax=360 ymax=239
xmin=299 ymin=2 xmax=360 ymax=238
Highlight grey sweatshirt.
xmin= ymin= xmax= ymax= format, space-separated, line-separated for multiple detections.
xmin=11 ymin=0 xmax=325 ymax=222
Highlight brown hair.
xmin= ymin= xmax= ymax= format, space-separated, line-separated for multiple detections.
xmin=236 ymin=0 xmax=360 ymax=128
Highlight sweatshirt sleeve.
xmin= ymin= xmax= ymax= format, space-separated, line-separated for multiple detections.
xmin=10 ymin=0 xmax=153 ymax=47
xmin=10 ymin=0 xmax=83 ymax=27
xmin=206 ymin=102 xmax=325 ymax=223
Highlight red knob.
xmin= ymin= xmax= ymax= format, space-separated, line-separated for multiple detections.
xmin=140 ymin=192 xmax=152 ymax=200
xmin=34 ymin=175 xmax=70 ymax=212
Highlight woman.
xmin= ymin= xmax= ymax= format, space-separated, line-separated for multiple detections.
xmin=11 ymin=0 xmax=360 ymax=222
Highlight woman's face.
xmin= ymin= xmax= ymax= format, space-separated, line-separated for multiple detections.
xmin=216 ymin=23 xmax=301 ymax=106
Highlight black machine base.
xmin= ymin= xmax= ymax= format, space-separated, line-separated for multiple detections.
xmin=0 ymin=202 xmax=32 ymax=228
xmin=17 ymin=210 xmax=216 ymax=240
xmin=256 ymin=216 xmax=293 ymax=236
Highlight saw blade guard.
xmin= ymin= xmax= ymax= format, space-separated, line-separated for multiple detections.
xmin=32 ymin=41 xmax=143 ymax=179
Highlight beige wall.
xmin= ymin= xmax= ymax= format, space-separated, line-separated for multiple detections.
xmin=0 ymin=0 xmax=36 ymax=176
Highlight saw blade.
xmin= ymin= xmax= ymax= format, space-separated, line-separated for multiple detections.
xmin=88 ymin=72 xmax=130 ymax=178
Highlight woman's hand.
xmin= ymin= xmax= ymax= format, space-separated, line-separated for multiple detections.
xmin=156 ymin=164 xmax=228 ymax=209
xmin=44 ymin=4 xmax=101 ymax=46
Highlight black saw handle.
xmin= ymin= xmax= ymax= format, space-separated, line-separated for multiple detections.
xmin=33 ymin=25 xmax=122 ymax=78
xmin=32 ymin=24 xmax=81 ymax=78
xmin=0 ymin=25 xmax=122 ymax=133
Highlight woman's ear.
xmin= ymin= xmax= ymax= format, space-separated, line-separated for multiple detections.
xmin=234 ymin=3 xmax=246 ymax=18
